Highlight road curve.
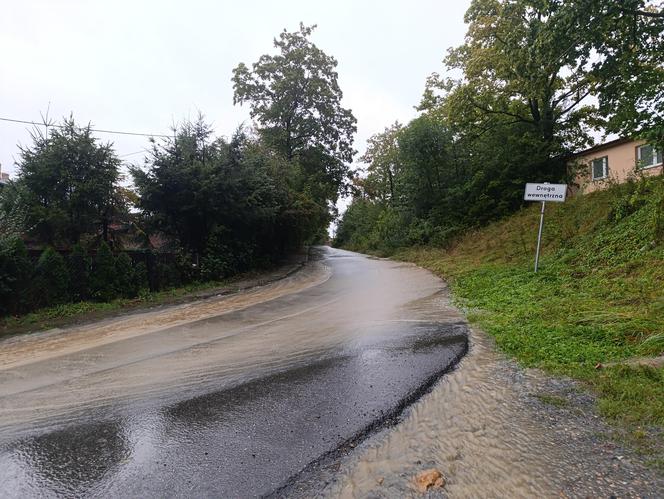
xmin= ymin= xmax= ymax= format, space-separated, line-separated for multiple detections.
xmin=0 ymin=247 xmax=468 ymax=498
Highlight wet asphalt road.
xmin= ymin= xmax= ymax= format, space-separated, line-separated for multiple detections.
xmin=0 ymin=247 xmax=468 ymax=498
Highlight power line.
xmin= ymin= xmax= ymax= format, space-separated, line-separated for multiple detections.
xmin=0 ymin=116 xmax=172 ymax=138
xmin=119 ymin=150 xmax=149 ymax=158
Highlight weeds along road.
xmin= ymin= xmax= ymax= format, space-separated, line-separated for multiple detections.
xmin=0 ymin=246 xmax=468 ymax=498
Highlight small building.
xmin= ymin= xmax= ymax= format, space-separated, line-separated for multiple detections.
xmin=571 ymin=138 xmax=662 ymax=193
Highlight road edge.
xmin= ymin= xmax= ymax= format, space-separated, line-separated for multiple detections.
xmin=0 ymin=248 xmax=313 ymax=341
xmin=267 ymin=333 xmax=469 ymax=498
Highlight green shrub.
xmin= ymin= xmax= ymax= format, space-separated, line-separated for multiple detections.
xmin=114 ymin=252 xmax=136 ymax=298
xmin=0 ymin=237 xmax=31 ymax=315
xmin=68 ymin=243 xmax=90 ymax=301
xmin=201 ymin=252 xmax=232 ymax=281
xmin=649 ymin=176 xmax=664 ymax=242
xmin=155 ymin=259 xmax=182 ymax=290
xmin=375 ymin=208 xmax=410 ymax=252
xmin=430 ymin=224 xmax=464 ymax=248
xmin=175 ymin=251 xmax=198 ymax=283
xmin=201 ymin=227 xmax=236 ymax=281
xmin=90 ymin=242 xmax=117 ymax=302
xmin=132 ymin=261 xmax=149 ymax=293
xmin=32 ymin=247 xmax=69 ymax=308
xmin=405 ymin=218 xmax=432 ymax=246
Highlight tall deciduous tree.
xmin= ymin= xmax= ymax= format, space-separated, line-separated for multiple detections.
xmin=588 ymin=0 xmax=664 ymax=148
xmin=359 ymin=122 xmax=402 ymax=204
xmin=232 ymin=23 xmax=357 ymax=208
xmin=425 ymin=0 xmax=663 ymax=149
xmin=436 ymin=0 xmax=597 ymax=156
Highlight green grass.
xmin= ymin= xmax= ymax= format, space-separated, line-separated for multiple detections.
xmin=392 ymin=175 xmax=664 ymax=432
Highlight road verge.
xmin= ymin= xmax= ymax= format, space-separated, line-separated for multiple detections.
xmin=0 ymin=249 xmax=311 ymax=339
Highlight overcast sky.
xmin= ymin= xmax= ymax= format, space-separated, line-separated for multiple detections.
xmin=1 ymin=0 xmax=470 ymax=181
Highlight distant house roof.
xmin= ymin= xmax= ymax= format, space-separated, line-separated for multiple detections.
xmin=569 ymin=137 xmax=634 ymax=159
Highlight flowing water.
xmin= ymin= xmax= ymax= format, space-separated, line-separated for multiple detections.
xmin=0 ymin=247 xmax=468 ymax=497
xmin=4 ymin=247 xmax=657 ymax=497
xmin=325 ymin=330 xmax=565 ymax=498
xmin=313 ymin=327 xmax=664 ymax=498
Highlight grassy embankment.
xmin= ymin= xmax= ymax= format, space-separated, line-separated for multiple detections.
xmin=394 ymin=176 xmax=664 ymax=444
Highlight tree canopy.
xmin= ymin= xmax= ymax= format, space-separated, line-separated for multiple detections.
xmin=11 ymin=118 xmax=125 ymax=246
xmin=232 ymin=23 xmax=357 ymax=211
xmin=589 ymin=0 xmax=664 ymax=148
xmin=131 ymin=117 xmax=327 ymax=276
xmin=336 ymin=0 xmax=664 ymax=254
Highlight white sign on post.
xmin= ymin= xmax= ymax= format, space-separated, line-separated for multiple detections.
xmin=524 ymin=182 xmax=568 ymax=273
xmin=523 ymin=183 xmax=567 ymax=202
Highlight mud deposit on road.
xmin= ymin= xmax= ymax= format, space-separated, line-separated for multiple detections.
xmin=304 ymin=326 xmax=664 ymax=498
xmin=0 ymin=260 xmax=330 ymax=372
xmin=0 ymin=261 xmax=332 ymax=432
xmin=0 ymin=248 xmax=470 ymax=497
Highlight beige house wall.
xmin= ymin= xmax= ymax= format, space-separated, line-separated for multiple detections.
xmin=573 ymin=139 xmax=663 ymax=193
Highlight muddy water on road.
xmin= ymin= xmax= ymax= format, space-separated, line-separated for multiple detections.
xmin=0 ymin=260 xmax=332 ymax=371
xmin=0 ymin=260 xmax=332 ymax=432
xmin=326 ymin=330 xmax=563 ymax=498
xmin=0 ymin=247 xmax=470 ymax=497
xmin=319 ymin=324 xmax=664 ymax=499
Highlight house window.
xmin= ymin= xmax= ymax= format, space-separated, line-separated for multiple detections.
xmin=591 ymin=156 xmax=608 ymax=180
xmin=637 ymin=144 xmax=663 ymax=169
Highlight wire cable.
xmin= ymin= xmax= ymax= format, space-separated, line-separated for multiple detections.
xmin=119 ymin=150 xmax=149 ymax=158
xmin=0 ymin=116 xmax=172 ymax=138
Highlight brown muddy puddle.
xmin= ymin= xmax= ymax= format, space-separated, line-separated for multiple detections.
xmin=325 ymin=330 xmax=562 ymax=498
xmin=312 ymin=325 xmax=663 ymax=498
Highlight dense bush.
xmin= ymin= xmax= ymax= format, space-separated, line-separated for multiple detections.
xmin=32 ymin=247 xmax=69 ymax=308
xmin=131 ymin=119 xmax=329 ymax=281
xmin=68 ymin=243 xmax=90 ymax=301
xmin=0 ymin=240 xmax=203 ymax=317
xmin=114 ymin=252 xmax=136 ymax=298
xmin=200 ymin=226 xmax=258 ymax=281
xmin=132 ymin=261 xmax=149 ymax=295
xmin=153 ymin=253 xmax=190 ymax=291
xmin=90 ymin=242 xmax=118 ymax=302
xmin=0 ymin=238 xmax=31 ymax=315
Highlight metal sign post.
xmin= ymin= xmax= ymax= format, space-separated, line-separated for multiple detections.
xmin=534 ymin=201 xmax=546 ymax=273
xmin=523 ymin=183 xmax=567 ymax=273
